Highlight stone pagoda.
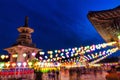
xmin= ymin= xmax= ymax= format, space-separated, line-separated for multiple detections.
xmin=4 ymin=16 xmax=39 ymax=62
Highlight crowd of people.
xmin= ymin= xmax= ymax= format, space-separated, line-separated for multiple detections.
xmin=40 ymin=65 xmax=120 ymax=80
xmin=47 ymin=70 xmax=59 ymax=80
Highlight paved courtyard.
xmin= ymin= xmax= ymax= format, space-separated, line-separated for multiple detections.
xmin=60 ymin=71 xmax=107 ymax=80
xmin=80 ymin=72 xmax=106 ymax=80
xmin=42 ymin=71 xmax=107 ymax=80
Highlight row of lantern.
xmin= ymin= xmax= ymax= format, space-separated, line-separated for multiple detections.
xmin=1 ymin=42 xmax=116 ymax=61
xmin=0 ymin=42 xmax=117 ymax=66
xmin=38 ymin=47 xmax=118 ymax=64
xmin=38 ymin=42 xmax=116 ymax=61
xmin=1 ymin=48 xmax=118 ymax=67
xmin=12 ymin=52 xmax=36 ymax=58
xmin=84 ymin=47 xmax=119 ymax=61
xmin=90 ymin=47 xmax=119 ymax=64
xmin=101 ymin=62 xmax=118 ymax=66
xmin=5 ymin=54 xmax=26 ymax=58
xmin=0 ymin=61 xmax=60 ymax=69
xmin=0 ymin=59 xmax=88 ymax=69
xmin=0 ymin=62 xmax=28 ymax=68
xmin=0 ymin=55 xmax=9 ymax=60
xmin=45 ymin=41 xmax=116 ymax=54
xmin=48 ymin=46 xmax=118 ymax=64
xmin=0 ymin=52 xmax=118 ymax=69
xmin=37 ymin=47 xmax=118 ymax=65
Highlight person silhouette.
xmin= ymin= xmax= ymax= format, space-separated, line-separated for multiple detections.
xmin=106 ymin=66 xmax=120 ymax=80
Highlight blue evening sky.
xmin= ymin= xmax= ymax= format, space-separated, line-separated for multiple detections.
xmin=0 ymin=0 xmax=120 ymax=57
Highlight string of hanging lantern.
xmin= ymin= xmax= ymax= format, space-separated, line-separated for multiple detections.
xmin=38 ymin=42 xmax=117 ymax=62
xmin=0 ymin=47 xmax=118 ymax=71
xmin=90 ymin=47 xmax=119 ymax=64
xmin=84 ymin=47 xmax=119 ymax=61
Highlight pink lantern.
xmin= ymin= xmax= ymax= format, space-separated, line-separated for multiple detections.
xmin=32 ymin=52 xmax=36 ymax=56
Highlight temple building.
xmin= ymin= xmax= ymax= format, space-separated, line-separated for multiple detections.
xmin=4 ymin=16 xmax=39 ymax=62
xmin=87 ymin=6 xmax=120 ymax=47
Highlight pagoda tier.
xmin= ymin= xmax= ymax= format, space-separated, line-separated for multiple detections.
xmin=88 ymin=6 xmax=120 ymax=46
xmin=16 ymin=26 xmax=35 ymax=48
xmin=16 ymin=16 xmax=35 ymax=48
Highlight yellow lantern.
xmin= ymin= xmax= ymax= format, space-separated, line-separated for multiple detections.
xmin=12 ymin=54 xmax=18 ymax=58
xmin=28 ymin=62 xmax=32 ymax=66
xmin=23 ymin=53 xmax=27 ymax=57
xmin=1 ymin=55 xmax=5 ymax=59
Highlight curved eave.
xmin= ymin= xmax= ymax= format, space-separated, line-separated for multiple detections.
xmin=88 ymin=15 xmax=114 ymax=42
xmin=17 ymin=27 xmax=34 ymax=33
